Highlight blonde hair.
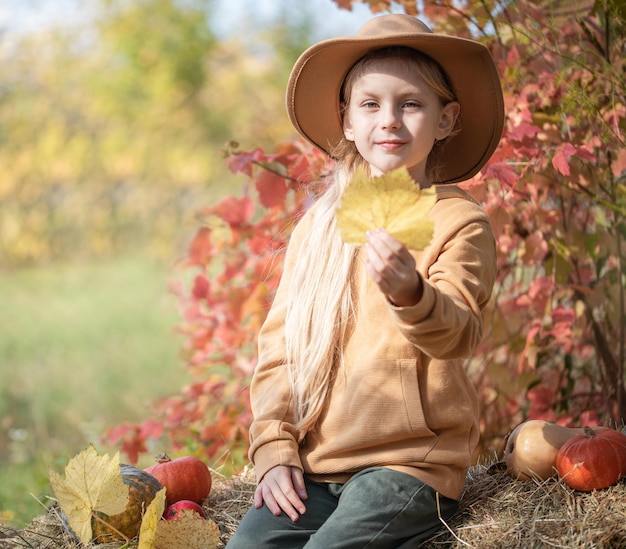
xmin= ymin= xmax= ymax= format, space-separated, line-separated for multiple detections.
xmin=284 ymin=47 xmax=458 ymax=435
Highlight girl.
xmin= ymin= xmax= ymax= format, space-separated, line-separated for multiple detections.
xmin=227 ymin=14 xmax=504 ymax=548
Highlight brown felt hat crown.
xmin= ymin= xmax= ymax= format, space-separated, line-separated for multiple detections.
xmin=286 ymin=14 xmax=505 ymax=184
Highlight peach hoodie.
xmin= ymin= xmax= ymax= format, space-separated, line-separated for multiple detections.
xmin=248 ymin=184 xmax=496 ymax=501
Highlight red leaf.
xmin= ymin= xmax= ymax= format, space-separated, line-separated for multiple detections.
xmin=226 ymin=154 xmax=252 ymax=176
xmin=527 ymin=275 xmax=553 ymax=303
xmin=527 ymin=385 xmax=557 ymax=420
xmin=187 ymin=227 xmax=213 ymax=267
xmin=274 ymin=142 xmax=303 ymax=156
xmin=191 ymin=273 xmax=210 ymax=300
xmin=206 ymin=196 xmax=255 ymax=226
xmin=105 ymin=423 xmax=133 ymax=445
xmin=104 ymin=423 xmax=150 ymax=465
xmin=552 ymin=143 xmax=576 ymax=176
xmin=181 ymin=302 xmax=208 ymax=324
xmin=548 ymin=306 xmax=575 ymax=349
xmin=184 ymin=380 xmax=226 ymax=400
xmin=287 ymin=155 xmax=312 ymax=183
xmin=507 ymin=45 xmax=520 ymax=65
xmin=482 ymin=162 xmax=519 ymax=188
xmin=120 ymin=436 xmax=147 ymax=465
xmin=509 ymin=122 xmax=540 ymax=143
xmin=576 ymin=144 xmax=596 ymax=162
xmin=551 ymin=305 xmax=575 ymax=325
xmin=139 ymin=418 xmax=164 ymax=441
xmin=256 ymin=170 xmax=288 ymax=208
xmin=247 ymin=234 xmax=273 ymax=255
xmin=226 ymin=148 xmax=265 ymax=176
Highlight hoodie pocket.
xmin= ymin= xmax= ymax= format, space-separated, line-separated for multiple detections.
xmin=398 ymin=358 xmax=435 ymax=438
xmin=318 ymin=358 xmax=437 ymax=462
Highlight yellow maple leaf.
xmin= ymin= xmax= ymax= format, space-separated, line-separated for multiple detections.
xmin=138 ymin=487 xmax=166 ymax=549
xmin=336 ymin=166 xmax=437 ymax=250
xmin=49 ymin=445 xmax=129 ymax=544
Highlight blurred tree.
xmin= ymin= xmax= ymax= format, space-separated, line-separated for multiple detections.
xmin=0 ymin=0 xmax=316 ymax=266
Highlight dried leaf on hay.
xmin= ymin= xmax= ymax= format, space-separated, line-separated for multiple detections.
xmin=48 ymin=445 xmax=128 ymax=545
xmin=154 ymin=509 xmax=220 ymax=549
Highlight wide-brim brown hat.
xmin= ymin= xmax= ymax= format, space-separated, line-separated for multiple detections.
xmin=286 ymin=14 xmax=504 ymax=184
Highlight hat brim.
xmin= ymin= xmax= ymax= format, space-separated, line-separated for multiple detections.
xmin=286 ymin=23 xmax=504 ymax=184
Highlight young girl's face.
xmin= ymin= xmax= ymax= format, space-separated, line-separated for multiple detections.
xmin=342 ymin=58 xmax=459 ymax=184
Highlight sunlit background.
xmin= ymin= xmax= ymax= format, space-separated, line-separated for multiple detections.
xmin=1 ymin=0 xmax=376 ymax=40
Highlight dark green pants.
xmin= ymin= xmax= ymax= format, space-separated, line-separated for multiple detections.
xmin=226 ymin=467 xmax=458 ymax=548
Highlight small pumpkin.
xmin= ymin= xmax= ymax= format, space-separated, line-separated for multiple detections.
xmin=556 ymin=426 xmax=626 ymax=491
xmin=504 ymin=420 xmax=605 ymax=481
xmin=91 ymin=464 xmax=163 ymax=544
xmin=145 ymin=452 xmax=212 ymax=504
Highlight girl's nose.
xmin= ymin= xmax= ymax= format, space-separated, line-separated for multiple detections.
xmin=381 ymin=106 xmax=401 ymax=130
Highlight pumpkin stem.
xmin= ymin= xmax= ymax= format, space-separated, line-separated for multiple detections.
xmin=583 ymin=426 xmax=596 ymax=438
xmin=154 ymin=452 xmax=172 ymax=464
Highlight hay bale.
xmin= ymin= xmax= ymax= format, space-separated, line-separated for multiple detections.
xmin=204 ymin=466 xmax=255 ymax=547
xmin=0 ymin=507 xmax=117 ymax=548
xmin=3 ymin=463 xmax=626 ymax=548
xmin=422 ymin=462 xmax=626 ymax=548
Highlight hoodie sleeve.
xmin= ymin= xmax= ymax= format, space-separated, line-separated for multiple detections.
xmin=390 ymin=192 xmax=497 ymax=360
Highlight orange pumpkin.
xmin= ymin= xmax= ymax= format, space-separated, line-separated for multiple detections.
xmin=144 ymin=453 xmax=211 ymax=504
xmin=556 ymin=426 xmax=626 ymax=491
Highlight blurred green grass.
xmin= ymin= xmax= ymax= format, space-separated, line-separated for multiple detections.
xmin=0 ymin=255 xmax=191 ymax=527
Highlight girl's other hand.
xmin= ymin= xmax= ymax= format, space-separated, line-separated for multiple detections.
xmin=364 ymin=228 xmax=423 ymax=307
xmin=254 ymin=465 xmax=308 ymax=522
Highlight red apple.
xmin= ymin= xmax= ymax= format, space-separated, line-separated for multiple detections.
xmin=164 ymin=500 xmax=206 ymax=520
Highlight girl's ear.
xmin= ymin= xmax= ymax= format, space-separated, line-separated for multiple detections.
xmin=342 ymin=110 xmax=355 ymax=142
xmin=436 ymin=101 xmax=460 ymax=140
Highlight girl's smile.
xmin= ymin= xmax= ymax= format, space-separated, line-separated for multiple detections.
xmin=377 ymin=140 xmax=407 ymax=150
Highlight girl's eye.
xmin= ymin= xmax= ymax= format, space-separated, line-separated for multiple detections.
xmin=403 ymin=101 xmax=421 ymax=109
xmin=362 ymin=101 xmax=379 ymax=109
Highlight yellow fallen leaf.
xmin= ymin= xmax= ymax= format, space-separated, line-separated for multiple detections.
xmin=155 ymin=509 xmax=221 ymax=549
xmin=336 ymin=166 xmax=436 ymax=250
xmin=138 ymin=487 xmax=166 ymax=549
xmin=49 ymin=445 xmax=129 ymax=545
